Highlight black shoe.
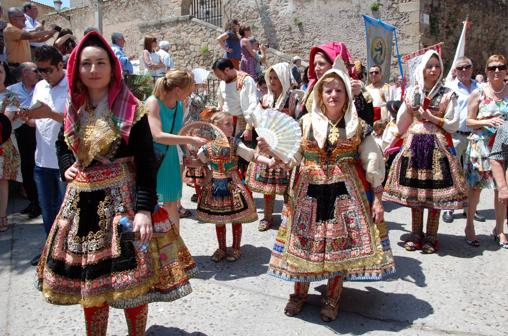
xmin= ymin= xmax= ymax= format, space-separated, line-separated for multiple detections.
xmin=442 ymin=210 xmax=454 ymax=223
xmin=28 ymin=206 xmax=41 ymax=219
xmin=20 ymin=203 xmax=34 ymax=214
xmin=30 ymin=254 xmax=41 ymax=266
xmin=474 ymin=212 xmax=486 ymax=222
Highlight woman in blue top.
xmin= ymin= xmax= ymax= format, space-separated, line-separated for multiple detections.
xmin=146 ymin=70 xmax=207 ymax=232
xmin=217 ymin=19 xmax=241 ymax=70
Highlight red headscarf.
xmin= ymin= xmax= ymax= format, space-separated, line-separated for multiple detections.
xmin=307 ymin=42 xmax=353 ymax=92
xmin=64 ymin=31 xmax=139 ymax=155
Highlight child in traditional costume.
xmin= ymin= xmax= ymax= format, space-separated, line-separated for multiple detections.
xmin=195 ymin=111 xmax=276 ymax=262
xmin=247 ymin=62 xmax=297 ymax=231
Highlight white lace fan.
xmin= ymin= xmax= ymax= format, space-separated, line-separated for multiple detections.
xmin=251 ymin=107 xmax=302 ymax=163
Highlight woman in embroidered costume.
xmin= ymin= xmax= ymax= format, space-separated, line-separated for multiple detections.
xmin=268 ymin=68 xmax=395 ymax=322
xmin=463 ymin=54 xmax=508 ymax=248
xmin=146 ymin=70 xmax=207 ymax=232
xmin=383 ymin=50 xmax=467 ymax=254
xmin=36 ymin=32 xmax=197 ymax=336
xmin=0 ymin=61 xmax=21 ymax=232
xmin=195 ymin=111 xmax=276 ymax=262
xmin=247 ymin=62 xmax=296 ymax=231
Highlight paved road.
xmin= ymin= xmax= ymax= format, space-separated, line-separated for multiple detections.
xmin=1 ymin=185 xmax=507 ymax=336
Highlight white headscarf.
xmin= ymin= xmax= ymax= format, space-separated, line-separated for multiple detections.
xmin=264 ymin=62 xmax=291 ymax=111
xmin=311 ymin=68 xmax=359 ymax=149
xmin=413 ymin=50 xmax=444 ymax=100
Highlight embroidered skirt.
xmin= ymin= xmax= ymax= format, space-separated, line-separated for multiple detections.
xmin=183 ymin=166 xmax=206 ymax=186
xmin=196 ymin=170 xmax=258 ymax=224
xmin=36 ymin=158 xmax=197 ymax=309
xmin=384 ymin=124 xmax=468 ymax=209
xmin=268 ymin=163 xmax=395 ymax=282
xmin=0 ymin=137 xmax=21 ymax=182
xmin=246 ymin=159 xmax=290 ymax=195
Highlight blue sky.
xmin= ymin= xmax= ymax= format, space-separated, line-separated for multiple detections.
xmin=35 ymin=0 xmax=71 ymax=9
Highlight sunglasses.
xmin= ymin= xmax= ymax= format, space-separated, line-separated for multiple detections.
xmin=36 ymin=67 xmax=54 ymax=75
xmin=369 ymin=71 xmax=380 ymax=75
xmin=456 ymin=65 xmax=472 ymax=71
xmin=487 ymin=65 xmax=507 ymax=72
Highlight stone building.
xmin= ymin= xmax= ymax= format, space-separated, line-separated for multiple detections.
xmin=44 ymin=0 xmax=508 ymax=78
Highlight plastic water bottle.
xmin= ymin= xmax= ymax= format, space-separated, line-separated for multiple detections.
xmin=119 ymin=216 xmax=148 ymax=253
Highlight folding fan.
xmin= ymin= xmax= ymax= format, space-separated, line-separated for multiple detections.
xmin=179 ymin=121 xmax=229 ymax=155
xmin=251 ymin=107 xmax=302 ymax=163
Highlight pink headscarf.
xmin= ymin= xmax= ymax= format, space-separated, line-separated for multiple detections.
xmin=307 ymin=42 xmax=353 ymax=92
xmin=64 ymin=31 xmax=139 ymax=155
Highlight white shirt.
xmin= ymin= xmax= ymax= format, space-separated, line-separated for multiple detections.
xmin=24 ymin=14 xmax=44 ymax=48
xmin=7 ymin=82 xmax=34 ymax=108
xmin=31 ymin=75 xmax=68 ymax=169
xmin=156 ymin=49 xmax=173 ymax=71
xmin=217 ymin=75 xmax=257 ymax=123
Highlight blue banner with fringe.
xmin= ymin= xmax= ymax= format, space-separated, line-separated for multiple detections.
xmin=363 ymin=15 xmax=404 ymax=82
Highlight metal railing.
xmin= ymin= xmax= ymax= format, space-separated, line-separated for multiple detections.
xmin=190 ymin=0 xmax=222 ymax=27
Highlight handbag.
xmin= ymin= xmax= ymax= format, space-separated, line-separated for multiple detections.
xmin=154 ymin=105 xmax=178 ymax=171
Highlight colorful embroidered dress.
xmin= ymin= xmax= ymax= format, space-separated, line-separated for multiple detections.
xmin=0 ymin=90 xmax=21 ymax=182
xmin=268 ymin=69 xmax=395 ymax=282
xmin=36 ymin=32 xmax=197 ymax=309
xmin=247 ymin=63 xmax=295 ymax=196
xmin=383 ymin=52 xmax=468 ymax=210
xmin=463 ymin=86 xmax=508 ymax=189
xmin=196 ymin=137 xmax=258 ymax=224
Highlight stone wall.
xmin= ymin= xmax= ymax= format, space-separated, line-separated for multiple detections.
xmin=420 ymin=0 xmax=508 ymax=75
xmin=222 ymin=0 xmax=422 ymax=76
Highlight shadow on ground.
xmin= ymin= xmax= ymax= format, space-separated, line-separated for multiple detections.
xmin=146 ymin=325 xmax=208 ymax=336
xmin=293 ymin=285 xmax=433 ymax=335
xmin=0 ymin=213 xmax=45 ymax=275
xmin=193 ymin=244 xmax=271 ymax=282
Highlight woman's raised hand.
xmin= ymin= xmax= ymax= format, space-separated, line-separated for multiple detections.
xmin=133 ymin=210 xmax=153 ymax=244
xmin=257 ymin=137 xmax=272 ymax=153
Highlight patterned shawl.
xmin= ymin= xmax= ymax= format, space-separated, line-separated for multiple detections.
xmin=64 ymin=31 xmax=140 ymax=155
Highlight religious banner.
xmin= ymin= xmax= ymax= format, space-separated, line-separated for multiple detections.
xmin=363 ymin=15 xmax=403 ymax=82
xmin=402 ymin=42 xmax=444 ymax=88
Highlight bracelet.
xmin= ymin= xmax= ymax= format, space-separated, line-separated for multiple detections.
xmin=371 ymin=185 xmax=384 ymax=194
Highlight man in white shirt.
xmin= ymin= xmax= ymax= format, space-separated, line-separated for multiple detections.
xmin=23 ymin=2 xmax=45 ymax=50
xmin=157 ymin=40 xmax=173 ymax=72
xmin=212 ymin=58 xmax=257 ymax=141
xmin=21 ymin=46 xmax=67 ymax=265
xmin=366 ymin=64 xmax=391 ymax=122
xmin=9 ymin=62 xmax=41 ymax=218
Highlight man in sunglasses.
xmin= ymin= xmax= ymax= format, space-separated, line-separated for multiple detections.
xmin=19 ymin=46 xmax=67 ymax=266
xmin=366 ymin=64 xmax=390 ymax=123
xmin=442 ymin=56 xmax=485 ymax=224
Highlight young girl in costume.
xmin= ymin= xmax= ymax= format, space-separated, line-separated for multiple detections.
xmin=195 ymin=111 xmax=276 ymax=262
xmin=247 ymin=62 xmax=297 ymax=231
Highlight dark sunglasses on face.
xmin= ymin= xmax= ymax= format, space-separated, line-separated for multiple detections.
xmin=487 ymin=65 xmax=507 ymax=72
xmin=369 ymin=71 xmax=380 ymax=75
xmin=36 ymin=67 xmax=54 ymax=74
xmin=456 ymin=65 xmax=472 ymax=71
